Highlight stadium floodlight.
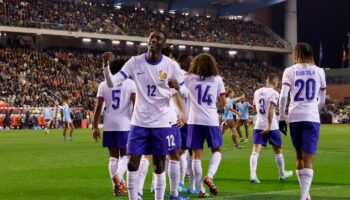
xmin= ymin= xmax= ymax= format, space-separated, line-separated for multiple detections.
xmin=159 ymin=9 xmax=164 ymax=14
xmin=179 ymin=45 xmax=186 ymax=49
xmin=169 ymin=10 xmax=175 ymax=14
xmin=140 ymin=42 xmax=148 ymax=46
xmin=207 ymin=15 xmax=211 ymax=18
xmin=184 ymin=12 xmax=189 ymax=16
xmin=112 ymin=40 xmax=120 ymax=44
xmin=82 ymin=38 xmax=91 ymax=42
xmin=115 ymin=5 xmax=121 ymax=9
xmin=97 ymin=39 xmax=103 ymax=43
xmin=203 ymin=47 xmax=210 ymax=51
xmin=229 ymin=50 xmax=237 ymax=55
xmin=126 ymin=41 xmax=134 ymax=46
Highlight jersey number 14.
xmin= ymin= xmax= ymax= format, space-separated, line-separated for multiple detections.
xmin=195 ymin=85 xmax=213 ymax=106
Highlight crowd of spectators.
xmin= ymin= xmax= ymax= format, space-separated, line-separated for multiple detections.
xmin=321 ymin=99 xmax=350 ymax=123
xmin=0 ymin=0 xmax=285 ymax=48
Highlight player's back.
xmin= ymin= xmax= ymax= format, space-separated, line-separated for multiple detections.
xmin=97 ymin=79 xmax=136 ymax=131
xmin=282 ymin=64 xmax=326 ymax=123
xmin=43 ymin=107 xmax=52 ymax=119
xmin=223 ymin=97 xmax=234 ymax=120
xmin=253 ymin=87 xmax=279 ymax=130
xmin=186 ymin=74 xmax=225 ymax=126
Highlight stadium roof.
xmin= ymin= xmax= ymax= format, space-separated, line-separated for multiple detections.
xmin=114 ymin=0 xmax=286 ymax=16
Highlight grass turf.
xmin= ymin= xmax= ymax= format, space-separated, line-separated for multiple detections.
xmin=0 ymin=125 xmax=349 ymax=199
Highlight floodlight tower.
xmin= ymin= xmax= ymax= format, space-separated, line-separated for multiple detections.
xmin=284 ymin=0 xmax=297 ymax=67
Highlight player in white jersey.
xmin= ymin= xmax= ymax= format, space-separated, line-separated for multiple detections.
xmin=42 ymin=104 xmax=53 ymax=134
xmin=103 ymin=31 xmax=185 ymax=200
xmin=92 ymin=59 xmax=136 ymax=196
xmin=185 ymin=53 xmax=226 ymax=198
xmin=250 ymin=73 xmax=293 ymax=184
xmin=279 ymin=43 xmax=326 ymax=200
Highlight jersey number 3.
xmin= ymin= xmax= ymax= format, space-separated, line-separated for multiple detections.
xmin=112 ymin=90 xmax=121 ymax=110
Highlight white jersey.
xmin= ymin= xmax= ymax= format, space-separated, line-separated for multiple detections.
xmin=97 ymin=79 xmax=136 ymax=131
xmin=111 ymin=54 xmax=184 ymax=128
xmin=253 ymin=87 xmax=279 ymax=130
xmin=282 ymin=64 xmax=327 ymax=123
xmin=185 ymin=74 xmax=226 ymax=126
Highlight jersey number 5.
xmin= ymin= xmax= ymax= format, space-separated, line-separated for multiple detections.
xmin=195 ymin=85 xmax=213 ymax=106
xmin=112 ymin=90 xmax=121 ymax=110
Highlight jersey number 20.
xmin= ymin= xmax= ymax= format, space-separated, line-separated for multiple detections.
xmin=112 ymin=90 xmax=121 ymax=110
xmin=294 ymin=78 xmax=316 ymax=101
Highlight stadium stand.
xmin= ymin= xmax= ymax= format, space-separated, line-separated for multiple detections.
xmin=0 ymin=0 xmax=285 ymax=48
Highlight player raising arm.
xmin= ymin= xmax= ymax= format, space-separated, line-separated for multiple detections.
xmin=103 ymin=31 xmax=185 ymax=200
xmin=279 ymin=43 xmax=326 ymax=200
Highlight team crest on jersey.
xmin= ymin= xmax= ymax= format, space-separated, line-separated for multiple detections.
xmin=159 ymin=70 xmax=167 ymax=79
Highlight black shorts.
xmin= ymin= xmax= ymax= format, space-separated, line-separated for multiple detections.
xmin=45 ymin=119 xmax=51 ymax=123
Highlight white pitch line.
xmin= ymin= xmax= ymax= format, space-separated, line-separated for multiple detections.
xmin=212 ymin=185 xmax=350 ymax=199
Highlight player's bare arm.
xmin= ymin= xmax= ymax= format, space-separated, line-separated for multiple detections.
xmin=92 ymin=97 xmax=104 ymax=142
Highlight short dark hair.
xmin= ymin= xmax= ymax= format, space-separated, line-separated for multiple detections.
xmin=110 ymin=59 xmax=126 ymax=75
xmin=267 ymin=73 xmax=279 ymax=83
xmin=162 ymin=45 xmax=172 ymax=57
xmin=178 ymin=53 xmax=192 ymax=63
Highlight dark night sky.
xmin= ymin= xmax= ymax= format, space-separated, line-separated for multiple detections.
xmin=272 ymin=0 xmax=350 ymax=68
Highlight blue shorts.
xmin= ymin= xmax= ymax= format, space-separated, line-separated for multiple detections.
xmin=103 ymin=131 xmax=128 ymax=149
xmin=63 ymin=116 xmax=72 ymax=123
xmin=172 ymin=124 xmax=182 ymax=150
xmin=127 ymin=125 xmax=177 ymax=156
xmin=187 ymin=124 xmax=222 ymax=149
xmin=253 ymin=129 xmax=282 ymax=147
xmin=180 ymin=123 xmax=188 ymax=150
xmin=289 ymin=122 xmax=320 ymax=155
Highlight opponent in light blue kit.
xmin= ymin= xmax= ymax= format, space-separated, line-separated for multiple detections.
xmin=185 ymin=53 xmax=226 ymax=198
xmin=236 ymin=97 xmax=254 ymax=142
xmin=60 ymin=100 xmax=74 ymax=141
xmin=43 ymin=105 xmax=53 ymax=134
xmin=103 ymin=31 xmax=186 ymax=200
xmin=93 ymin=59 xmax=136 ymax=196
xmin=250 ymin=73 xmax=293 ymax=184
xmin=279 ymin=43 xmax=326 ymax=200
xmin=221 ymin=89 xmax=244 ymax=148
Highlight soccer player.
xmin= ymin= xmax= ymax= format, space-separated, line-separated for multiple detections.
xmin=249 ymin=73 xmax=293 ymax=184
xmin=279 ymin=43 xmax=326 ymax=200
xmin=236 ymin=96 xmax=254 ymax=142
xmin=43 ymin=104 xmax=53 ymax=134
xmin=60 ymin=100 xmax=74 ymax=141
xmin=103 ymin=31 xmax=185 ymax=200
xmin=185 ymin=53 xmax=226 ymax=198
xmin=221 ymin=89 xmax=244 ymax=148
xmin=92 ymin=59 xmax=136 ymax=196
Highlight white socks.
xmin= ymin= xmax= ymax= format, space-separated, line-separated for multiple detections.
xmin=275 ymin=154 xmax=285 ymax=177
xmin=192 ymin=159 xmax=205 ymax=193
xmin=108 ymin=157 xmax=118 ymax=187
xmin=169 ymin=160 xmax=180 ymax=197
xmin=297 ymin=169 xmax=314 ymax=200
xmin=154 ymin=172 xmax=166 ymax=200
xmin=249 ymin=152 xmax=259 ymax=179
xmin=127 ymin=170 xmax=139 ymax=200
xmin=138 ymin=157 xmax=150 ymax=195
xmin=187 ymin=156 xmax=195 ymax=190
xmin=116 ymin=156 xmax=128 ymax=183
xmin=207 ymin=152 xmax=222 ymax=179
xmin=180 ymin=153 xmax=187 ymax=185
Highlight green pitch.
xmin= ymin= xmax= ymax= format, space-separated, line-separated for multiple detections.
xmin=0 ymin=125 xmax=349 ymax=200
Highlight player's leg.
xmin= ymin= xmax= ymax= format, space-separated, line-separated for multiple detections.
xmin=250 ymin=143 xmax=262 ymax=183
xmin=68 ymin=121 xmax=74 ymax=140
xmin=127 ymin=126 xmax=150 ymax=200
xmin=63 ymin=121 xmax=68 ymax=141
xmin=153 ymin=155 xmax=167 ymax=200
xmin=228 ymin=120 xmax=241 ymax=148
xmin=186 ymin=149 xmax=198 ymax=194
xmin=236 ymin=120 xmax=244 ymax=141
xmin=138 ymin=155 xmax=151 ymax=198
xmin=244 ymin=120 xmax=249 ymax=142
xmin=178 ymin=149 xmax=187 ymax=192
xmin=220 ymin=120 xmax=227 ymax=135
xmin=108 ymin=148 xmax=120 ymax=195
xmin=114 ymin=132 xmax=128 ymax=191
xmin=203 ymin=126 xmax=222 ymax=196
xmin=272 ymin=145 xmax=293 ymax=180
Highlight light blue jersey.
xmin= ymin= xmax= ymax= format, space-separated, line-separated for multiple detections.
xmin=223 ymin=98 xmax=234 ymax=120
xmin=236 ymin=102 xmax=251 ymax=120
xmin=43 ymin=107 xmax=52 ymax=120
xmin=62 ymin=104 xmax=72 ymax=122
